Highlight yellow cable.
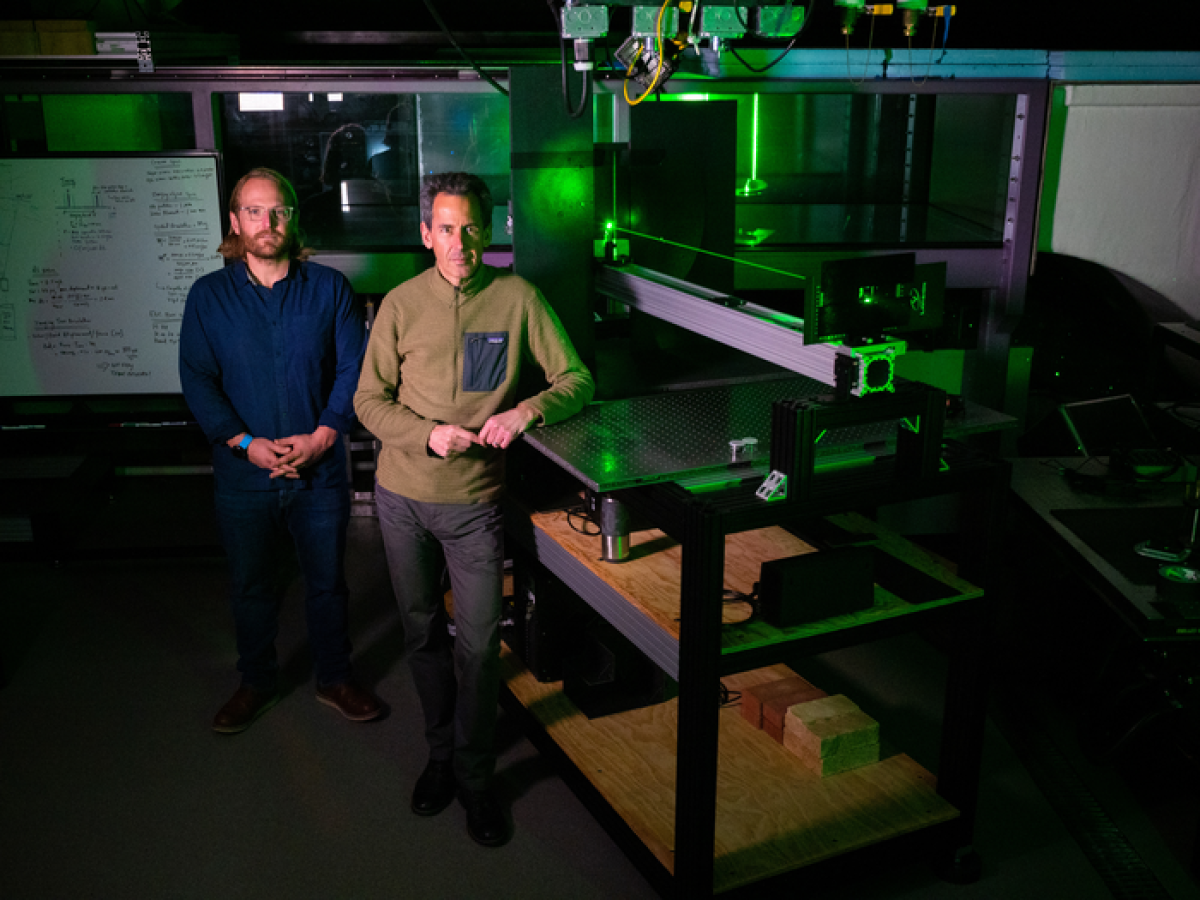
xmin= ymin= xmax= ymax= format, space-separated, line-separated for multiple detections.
xmin=625 ymin=0 xmax=672 ymax=106
xmin=622 ymin=44 xmax=646 ymax=104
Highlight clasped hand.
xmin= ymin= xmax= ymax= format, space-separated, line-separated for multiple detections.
xmin=429 ymin=405 xmax=538 ymax=458
xmin=243 ymin=426 xmax=338 ymax=478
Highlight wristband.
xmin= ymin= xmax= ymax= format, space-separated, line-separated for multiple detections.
xmin=231 ymin=434 xmax=254 ymax=460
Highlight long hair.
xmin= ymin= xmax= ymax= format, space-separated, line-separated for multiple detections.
xmin=218 ymin=167 xmax=312 ymax=261
xmin=419 ymin=172 xmax=494 ymax=229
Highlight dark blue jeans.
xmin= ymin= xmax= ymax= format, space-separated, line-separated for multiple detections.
xmin=374 ymin=483 xmax=504 ymax=792
xmin=215 ymin=484 xmax=353 ymax=691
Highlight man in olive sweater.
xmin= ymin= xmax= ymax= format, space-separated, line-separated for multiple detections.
xmin=355 ymin=172 xmax=593 ymax=847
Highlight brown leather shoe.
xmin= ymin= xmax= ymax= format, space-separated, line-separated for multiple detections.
xmin=212 ymin=686 xmax=279 ymax=734
xmin=316 ymin=681 xmax=383 ymax=722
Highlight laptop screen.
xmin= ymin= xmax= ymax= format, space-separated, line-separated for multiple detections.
xmin=1059 ymin=394 xmax=1159 ymax=458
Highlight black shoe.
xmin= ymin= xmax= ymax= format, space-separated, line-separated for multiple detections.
xmin=460 ymin=788 xmax=510 ymax=847
xmin=411 ymin=759 xmax=456 ymax=817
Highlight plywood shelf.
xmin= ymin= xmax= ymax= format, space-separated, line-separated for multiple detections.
xmin=503 ymin=651 xmax=959 ymax=894
xmin=526 ymin=507 xmax=983 ymax=667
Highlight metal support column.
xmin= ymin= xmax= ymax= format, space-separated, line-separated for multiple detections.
xmin=672 ymin=496 xmax=726 ymax=896
xmin=932 ymin=458 xmax=1008 ymax=881
xmin=509 ymin=65 xmax=596 ymax=363
xmin=963 ymin=85 xmax=1049 ymax=415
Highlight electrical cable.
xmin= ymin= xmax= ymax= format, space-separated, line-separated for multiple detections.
xmin=722 ymin=587 xmax=758 ymax=625
xmin=420 ymin=0 xmax=509 ymax=97
xmin=547 ymin=1 xmax=592 ymax=120
xmin=554 ymin=2 xmax=592 ymax=118
xmin=624 ymin=0 xmax=672 ymax=106
xmin=907 ymin=6 xmax=942 ymax=86
xmin=846 ymin=10 xmax=877 ymax=85
xmin=621 ymin=45 xmax=647 ymax=104
xmin=728 ymin=1 xmax=813 ymax=74
xmin=566 ymin=504 xmax=600 ymax=536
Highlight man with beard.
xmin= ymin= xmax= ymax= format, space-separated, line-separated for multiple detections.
xmin=180 ymin=167 xmax=382 ymax=734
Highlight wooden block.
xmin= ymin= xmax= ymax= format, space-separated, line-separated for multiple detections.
xmin=34 ymin=20 xmax=95 ymax=55
xmin=784 ymin=731 xmax=880 ymax=776
xmin=740 ymin=674 xmax=822 ymax=730
xmin=784 ymin=694 xmax=880 ymax=776
xmin=763 ymin=685 xmax=828 ymax=735
xmin=0 ymin=21 xmax=39 ymax=56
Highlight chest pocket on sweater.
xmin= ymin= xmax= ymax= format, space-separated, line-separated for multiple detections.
xmin=463 ymin=332 xmax=509 ymax=392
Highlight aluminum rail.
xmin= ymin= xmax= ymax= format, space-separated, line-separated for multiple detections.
xmin=595 ymin=263 xmax=903 ymax=396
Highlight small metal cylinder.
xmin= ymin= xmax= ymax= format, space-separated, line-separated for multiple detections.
xmin=599 ymin=495 xmax=630 ymax=563
xmin=730 ymin=437 xmax=759 ymax=465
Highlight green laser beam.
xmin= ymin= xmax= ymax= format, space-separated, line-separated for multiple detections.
xmin=751 ymin=93 xmax=760 ymax=183
xmin=608 ymin=225 xmax=807 ymax=281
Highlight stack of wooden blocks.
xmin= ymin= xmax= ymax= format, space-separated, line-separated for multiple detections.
xmin=740 ymin=673 xmax=880 ymax=777
xmin=0 ymin=20 xmax=95 ymax=56
xmin=784 ymin=694 xmax=880 ymax=776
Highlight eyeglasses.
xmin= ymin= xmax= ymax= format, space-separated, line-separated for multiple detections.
xmin=238 ymin=206 xmax=295 ymax=222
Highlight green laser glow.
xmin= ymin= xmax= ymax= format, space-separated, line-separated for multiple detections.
xmin=814 ymin=456 xmax=876 ymax=474
xmin=608 ymin=225 xmax=807 ymax=281
xmin=737 ymin=94 xmax=767 ymax=197
xmin=686 ymin=478 xmax=745 ymax=493
xmin=751 ymin=93 xmax=759 ymax=183
xmin=815 ymin=429 xmax=827 ymax=444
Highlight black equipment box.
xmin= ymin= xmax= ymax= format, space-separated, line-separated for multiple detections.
xmin=505 ymin=552 xmax=587 ymax=684
xmin=563 ymin=616 xmax=678 ymax=720
xmin=758 ymin=547 xmax=876 ymax=627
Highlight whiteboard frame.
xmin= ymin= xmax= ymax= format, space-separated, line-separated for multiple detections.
xmin=0 ymin=150 xmax=225 ymax=421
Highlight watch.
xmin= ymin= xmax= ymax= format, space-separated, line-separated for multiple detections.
xmin=230 ymin=434 xmax=254 ymax=460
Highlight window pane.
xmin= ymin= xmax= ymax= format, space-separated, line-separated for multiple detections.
xmin=654 ymin=91 xmax=1015 ymax=248
xmin=216 ymin=91 xmax=510 ymax=252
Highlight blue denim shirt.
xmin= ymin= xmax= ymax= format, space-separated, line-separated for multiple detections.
xmin=179 ymin=259 xmax=365 ymax=491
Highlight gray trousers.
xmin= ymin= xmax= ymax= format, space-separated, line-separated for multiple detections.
xmin=375 ymin=482 xmax=504 ymax=792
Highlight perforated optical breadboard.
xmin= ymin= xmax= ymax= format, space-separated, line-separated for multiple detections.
xmin=522 ymin=376 xmax=904 ymax=492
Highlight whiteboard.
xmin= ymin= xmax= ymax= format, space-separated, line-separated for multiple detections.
xmin=0 ymin=154 xmax=224 ymax=397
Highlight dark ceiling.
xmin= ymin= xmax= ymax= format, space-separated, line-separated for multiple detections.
xmin=163 ymin=0 xmax=1200 ymax=59
xmin=4 ymin=0 xmax=1195 ymax=62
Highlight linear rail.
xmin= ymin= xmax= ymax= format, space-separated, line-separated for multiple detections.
xmin=595 ymin=264 xmax=904 ymax=397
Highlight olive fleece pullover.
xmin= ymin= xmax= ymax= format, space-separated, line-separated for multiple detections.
xmin=354 ymin=265 xmax=594 ymax=504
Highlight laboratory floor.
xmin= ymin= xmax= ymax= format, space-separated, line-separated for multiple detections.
xmin=1 ymin=478 xmax=1198 ymax=900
